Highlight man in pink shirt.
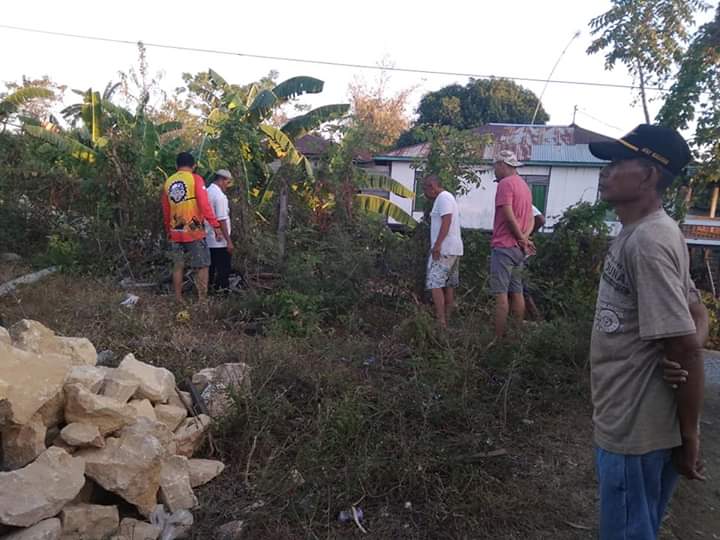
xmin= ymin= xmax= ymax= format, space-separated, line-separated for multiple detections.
xmin=490 ymin=150 xmax=534 ymax=338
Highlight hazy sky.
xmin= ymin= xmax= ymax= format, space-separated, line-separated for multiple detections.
xmin=1 ymin=1 xmax=712 ymax=139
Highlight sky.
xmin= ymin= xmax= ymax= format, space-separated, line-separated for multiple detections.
xmin=1 ymin=0 xmax=713 ymax=139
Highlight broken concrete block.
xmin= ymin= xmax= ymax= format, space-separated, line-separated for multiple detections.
xmin=56 ymin=337 xmax=96 ymax=367
xmin=76 ymin=432 xmax=164 ymax=517
xmin=173 ymin=415 xmax=211 ymax=458
xmin=60 ymin=423 xmax=104 ymax=449
xmin=159 ymin=455 xmax=198 ymax=512
xmin=64 ymin=383 xmax=135 ymax=436
xmin=188 ymin=459 xmax=225 ymax=488
xmin=154 ymin=404 xmax=187 ymax=432
xmin=1 ymin=414 xmax=47 ymax=469
xmin=118 ymin=354 xmax=175 ymax=404
xmin=60 ymin=504 xmax=119 ymax=540
xmin=0 ymin=447 xmax=85 ymax=527
xmin=8 ymin=320 xmax=95 ymax=366
xmin=118 ymin=417 xmax=175 ymax=454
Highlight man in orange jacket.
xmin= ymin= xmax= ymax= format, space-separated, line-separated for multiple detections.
xmin=162 ymin=152 xmax=221 ymax=303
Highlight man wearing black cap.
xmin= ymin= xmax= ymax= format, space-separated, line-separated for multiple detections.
xmin=588 ymin=125 xmax=709 ymax=539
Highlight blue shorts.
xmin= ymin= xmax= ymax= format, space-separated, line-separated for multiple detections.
xmin=596 ymin=447 xmax=678 ymax=540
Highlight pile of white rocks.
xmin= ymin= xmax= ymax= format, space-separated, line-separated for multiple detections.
xmin=0 ymin=320 xmax=249 ymax=540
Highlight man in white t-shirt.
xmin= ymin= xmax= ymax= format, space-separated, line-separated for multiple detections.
xmin=205 ymin=169 xmax=234 ymax=292
xmin=422 ymin=175 xmax=463 ymax=328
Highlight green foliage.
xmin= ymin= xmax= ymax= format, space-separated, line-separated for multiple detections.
xmin=702 ymin=291 xmax=720 ymax=349
xmin=280 ymin=104 xmax=349 ymax=139
xmin=657 ymin=5 xmax=720 ymax=195
xmin=587 ymin=0 xmax=707 ymax=121
xmin=355 ymin=172 xmax=415 ymax=198
xmin=355 ymin=195 xmax=416 ymax=227
xmin=530 ymin=201 xmax=611 ymax=320
xmin=398 ymin=78 xmax=548 ymax=146
xmin=0 ymin=87 xmax=54 ymax=121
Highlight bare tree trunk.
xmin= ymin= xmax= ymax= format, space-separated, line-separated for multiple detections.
xmin=277 ymin=169 xmax=289 ymax=263
xmin=637 ymin=63 xmax=651 ymax=124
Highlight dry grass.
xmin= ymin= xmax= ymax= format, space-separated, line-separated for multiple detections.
xmin=0 ymin=274 xmax=603 ymax=539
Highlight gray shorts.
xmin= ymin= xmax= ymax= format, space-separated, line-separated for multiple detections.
xmin=169 ymin=239 xmax=210 ymax=269
xmin=489 ymin=247 xmax=525 ymax=295
xmin=426 ymin=255 xmax=460 ymax=290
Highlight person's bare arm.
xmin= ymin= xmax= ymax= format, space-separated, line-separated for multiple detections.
xmin=431 ymin=214 xmax=452 ymax=260
xmin=218 ymin=219 xmax=234 ymax=253
xmin=663 ymin=300 xmax=709 ymax=384
xmin=500 ymin=205 xmax=531 ymax=248
xmin=664 ymin=333 xmax=705 ymax=480
xmin=532 ymin=214 xmax=546 ymax=234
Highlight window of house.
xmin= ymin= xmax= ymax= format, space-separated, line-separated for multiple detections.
xmin=524 ymin=174 xmax=549 ymax=213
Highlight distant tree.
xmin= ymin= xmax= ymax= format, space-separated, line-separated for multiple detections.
xmin=657 ymin=5 xmax=720 ymax=201
xmin=397 ymin=78 xmax=548 ymax=147
xmin=347 ymin=73 xmax=413 ymax=152
xmin=587 ymin=0 xmax=707 ymax=123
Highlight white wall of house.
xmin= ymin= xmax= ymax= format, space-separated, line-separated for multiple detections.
xmin=545 ymin=167 xmax=602 ymax=226
xmin=385 ymin=160 xmax=606 ymax=231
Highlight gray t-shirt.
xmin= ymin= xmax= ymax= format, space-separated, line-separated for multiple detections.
xmin=591 ymin=209 xmax=697 ymax=455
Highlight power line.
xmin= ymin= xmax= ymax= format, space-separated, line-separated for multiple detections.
xmin=0 ymin=23 xmax=665 ymax=92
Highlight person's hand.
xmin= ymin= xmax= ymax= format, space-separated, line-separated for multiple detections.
xmin=673 ymin=434 xmax=706 ymax=480
xmin=431 ymin=245 xmax=441 ymax=261
xmin=524 ymin=239 xmax=537 ymax=257
xmin=214 ymin=227 xmax=223 ymax=241
xmin=226 ymin=239 xmax=234 ymax=255
xmin=661 ymin=358 xmax=688 ymax=387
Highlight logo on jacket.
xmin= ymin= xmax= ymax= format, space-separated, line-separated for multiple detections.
xmin=168 ymin=181 xmax=187 ymax=203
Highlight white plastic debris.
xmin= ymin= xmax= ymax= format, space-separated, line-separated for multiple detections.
xmin=120 ymin=294 xmax=140 ymax=307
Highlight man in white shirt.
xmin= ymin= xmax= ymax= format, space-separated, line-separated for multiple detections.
xmin=205 ymin=169 xmax=234 ymax=292
xmin=422 ymin=175 xmax=463 ymax=329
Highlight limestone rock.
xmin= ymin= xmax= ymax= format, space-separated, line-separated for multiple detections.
xmin=76 ymin=432 xmax=163 ymax=517
xmin=216 ymin=520 xmax=245 ymax=540
xmin=50 ymin=435 xmax=77 ymax=455
xmin=118 ymin=355 xmax=175 ymax=404
xmin=60 ymin=504 xmax=118 ymax=540
xmin=128 ymin=399 xmax=157 ymax=421
xmin=167 ymin=390 xmax=191 ymax=411
xmin=100 ymin=369 xmax=139 ymax=404
xmin=1 ymin=415 xmax=47 ymax=470
xmin=60 ymin=423 xmax=104 ymax=448
xmin=35 ymin=390 xmax=65 ymax=428
xmin=8 ymin=320 xmax=95 ymax=366
xmin=198 ymin=363 xmax=251 ymax=418
xmin=70 ymin=478 xmax=96 ymax=505
xmin=191 ymin=368 xmax=216 ymax=392
xmin=173 ymin=415 xmax=211 ymax=458
xmin=0 ymin=341 xmax=72 ymax=425
xmin=0 ymin=447 xmax=85 ymax=527
xmin=65 ymin=366 xmax=105 ymax=394
xmin=159 ymin=456 xmax=197 ymax=512
xmin=117 ymin=518 xmax=160 ymax=540
xmin=154 ymin=404 xmax=187 ymax=432
xmin=188 ymin=459 xmax=225 ymax=488
xmin=64 ymin=383 xmax=134 ymax=436
xmin=0 ymin=518 xmax=61 ymax=540
xmin=118 ymin=417 xmax=174 ymax=453
xmin=0 ymin=326 xmax=10 ymax=345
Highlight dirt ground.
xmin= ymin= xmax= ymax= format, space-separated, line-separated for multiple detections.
xmin=2 ymin=272 xmax=720 ymax=538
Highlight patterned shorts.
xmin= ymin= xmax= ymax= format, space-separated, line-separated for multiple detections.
xmin=169 ymin=239 xmax=211 ymax=269
xmin=426 ymin=255 xmax=460 ymax=290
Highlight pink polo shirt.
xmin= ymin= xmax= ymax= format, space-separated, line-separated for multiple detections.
xmin=491 ymin=174 xmax=533 ymax=249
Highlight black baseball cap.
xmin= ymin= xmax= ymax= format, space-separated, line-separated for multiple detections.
xmin=589 ymin=124 xmax=692 ymax=176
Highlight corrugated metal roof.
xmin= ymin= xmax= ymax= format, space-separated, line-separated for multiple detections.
xmin=376 ymin=123 xmax=614 ymax=163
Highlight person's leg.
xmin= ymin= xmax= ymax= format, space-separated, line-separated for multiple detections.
xmin=172 ymin=264 xmax=184 ymax=303
xmin=196 ymin=267 xmax=209 ymax=302
xmin=208 ymin=248 xmax=219 ymax=293
xmin=524 ymin=290 xmax=541 ymax=320
xmin=190 ymin=239 xmax=211 ymax=302
xmin=217 ymin=249 xmax=231 ymax=291
xmin=596 ymin=447 xmax=675 ymax=540
xmin=494 ymin=293 xmax=510 ymax=338
xmin=444 ymin=288 xmax=455 ymax=325
xmin=431 ymin=288 xmax=447 ymax=328
xmin=509 ymin=292 xmax=526 ymax=321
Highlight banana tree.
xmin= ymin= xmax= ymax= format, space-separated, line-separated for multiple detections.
xmin=354 ymin=171 xmax=416 ymax=228
xmin=0 ymin=87 xmax=54 ymax=131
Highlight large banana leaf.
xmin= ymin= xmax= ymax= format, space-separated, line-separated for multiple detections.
xmin=281 ymin=104 xmax=349 ymax=139
xmin=0 ymin=87 xmax=54 ymax=115
xmin=356 ymin=173 xmax=415 ymax=199
xmin=208 ymin=69 xmax=228 ymax=90
xmin=24 ymin=125 xmax=97 ymax=163
xmin=102 ymin=82 xmax=122 ymax=100
xmin=259 ymin=124 xmax=315 ymax=181
xmin=355 ymin=194 xmax=416 ymax=228
xmin=247 ymin=89 xmax=278 ymax=119
xmin=272 ymin=76 xmax=324 ymax=101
